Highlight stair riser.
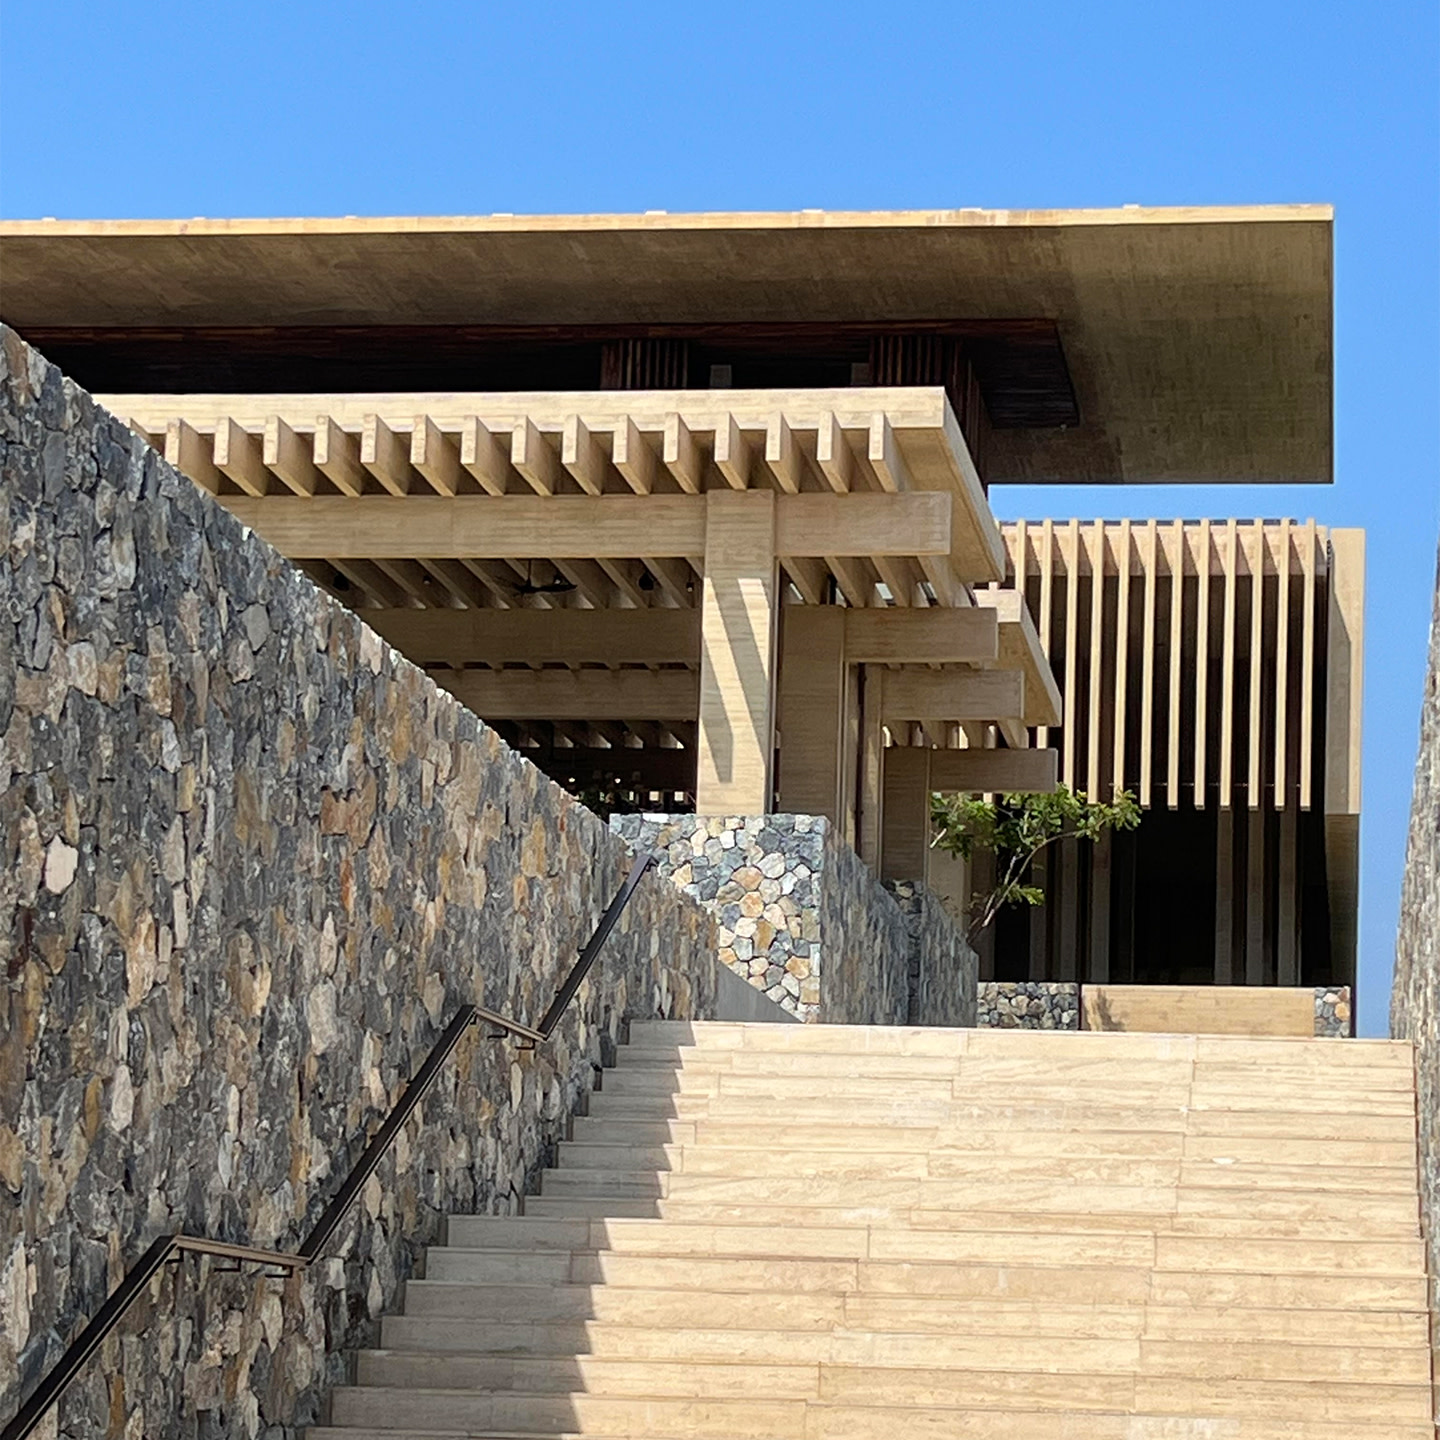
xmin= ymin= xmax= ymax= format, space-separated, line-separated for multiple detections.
xmin=319 ymin=1024 xmax=1427 ymax=1440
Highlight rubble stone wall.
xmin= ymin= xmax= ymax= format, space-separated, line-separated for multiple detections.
xmin=883 ymin=879 xmax=977 ymax=1027
xmin=0 ymin=328 xmax=718 ymax=1440
xmin=976 ymin=981 xmax=1081 ymax=1029
xmin=610 ymin=813 xmax=913 ymax=1024
xmin=1392 ymin=539 xmax=1440 ymax=1374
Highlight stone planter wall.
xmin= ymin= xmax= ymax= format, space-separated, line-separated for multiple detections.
xmin=0 ymin=328 xmax=719 ymax=1440
xmin=883 ymin=880 xmax=977 ymax=1027
xmin=1392 ymin=537 xmax=1440 ymax=1380
xmin=610 ymin=813 xmax=913 ymax=1025
xmin=976 ymin=981 xmax=1081 ymax=1029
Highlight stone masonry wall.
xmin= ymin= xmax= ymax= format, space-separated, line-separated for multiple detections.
xmin=610 ymin=813 xmax=911 ymax=1024
xmin=1314 ymin=987 xmax=1353 ymax=1037
xmin=0 ymin=328 xmax=719 ymax=1440
xmin=1392 ymin=538 xmax=1440 ymax=1373
xmin=976 ymin=981 xmax=1081 ymax=1029
xmin=882 ymin=880 xmax=977 ymax=1027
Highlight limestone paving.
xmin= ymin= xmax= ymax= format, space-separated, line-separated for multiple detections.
xmin=310 ymin=1020 xmax=1434 ymax=1439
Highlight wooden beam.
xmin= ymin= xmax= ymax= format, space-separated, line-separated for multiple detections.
xmin=512 ymin=417 xmax=563 ymax=495
xmin=714 ymin=414 xmax=755 ymax=491
xmin=263 ymin=415 xmax=320 ymax=496
xmin=165 ymin=419 xmax=221 ymax=494
xmin=613 ymin=418 xmax=658 ymax=495
xmin=213 ymin=417 xmax=268 ymax=496
xmin=314 ymin=416 xmax=365 ymax=495
xmin=972 ymin=588 xmax=1063 ymax=726
xmin=640 ymin=556 xmax=694 ymax=607
xmin=775 ymin=492 xmax=952 ymax=557
xmin=815 ymin=412 xmax=855 ymax=493
xmin=364 ymin=606 xmax=700 ymax=665
xmin=825 ymin=554 xmax=874 ymax=609
xmin=218 ymin=492 xmax=954 ymax=561
xmin=459 ymin=416 xmax=511 ymax=494
xmin=562 ymin=415 xmax=615 ymax=496
xmin=881 ymin=669 xmax=1025 ymax=723
xmin=362 ymin=414 xmax=415 ymax=496
xmin=696 ymin=491 xmax=778 ymax=813
xmin=929 ymin=747 xmax=1058 ymax=794
xmin=843 ymin=607 xmax=998 ymax=664
xmin=662 ymin=413 xmax=704 ymax=494
xmin=411 ymin=415 xmax=462 ymax=496
xmin=782 ymin=556 xmax=830 ymax=606
xmin=765 ymin=414 xmax=806 ymax=494
xmin=431 ymin=666 xmax=698 ymax=720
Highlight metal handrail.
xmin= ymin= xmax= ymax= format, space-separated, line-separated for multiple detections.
xmin=2 ymin=852 xmax=655 ymax=1440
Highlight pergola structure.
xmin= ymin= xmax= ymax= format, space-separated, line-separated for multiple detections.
xmin=103 ymin=386 xmax=1058 ymax=859
xmin=0 ymin=204 xmax=1336 ymax=891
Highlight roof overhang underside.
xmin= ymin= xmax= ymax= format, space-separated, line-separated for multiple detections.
xmin=0 ymin=206 xmax=1333 ymax=485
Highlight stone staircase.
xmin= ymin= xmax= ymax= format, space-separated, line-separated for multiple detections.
xmin=310 ymin=1020 xmax=1435 ymax=1438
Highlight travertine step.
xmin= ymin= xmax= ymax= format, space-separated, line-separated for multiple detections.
xmin=313 ymin=1022 xmax=1432 ymax=1439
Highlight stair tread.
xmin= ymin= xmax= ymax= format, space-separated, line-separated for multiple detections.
xmin=320 ymin=1023 xmax=1429 ymax=1437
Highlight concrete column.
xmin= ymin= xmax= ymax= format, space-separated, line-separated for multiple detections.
xmin=777 ymin=605 xmax=847 ymax=821
xmin=881 ymin=746 xmax=932 ymax=881
xmin=696 ymin=491 xmax=779 ymax=815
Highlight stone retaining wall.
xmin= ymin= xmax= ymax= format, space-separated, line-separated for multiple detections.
xmin=610 ymin=813 xmax=914 ymax=1024
xmin=0 ymin=329 xmax=719 ymax=1440
xmin=1392 ymin=538 xmax=1440 ymax=1380
xmin=976 ymin=981 xmax=1081 ymax=1029
xmin=883 ymin=880 xmax=977 ymax=1027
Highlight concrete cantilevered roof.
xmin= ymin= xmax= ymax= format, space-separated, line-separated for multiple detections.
xmin=0 ymin=205 xmax=1332 ymax=485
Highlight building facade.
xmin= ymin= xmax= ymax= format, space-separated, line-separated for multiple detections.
xmin=0 ymin=204 xmax=1356 ymax=999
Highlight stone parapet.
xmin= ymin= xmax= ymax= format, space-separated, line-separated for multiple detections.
xmin=0 ymin=328 xmax=718 ymax=1439
xmin=610 ymin=813 xmax=913 ymax=1025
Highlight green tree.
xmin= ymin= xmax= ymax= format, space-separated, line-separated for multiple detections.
xmin=930 ymin=785 xmax=1140 ymax=942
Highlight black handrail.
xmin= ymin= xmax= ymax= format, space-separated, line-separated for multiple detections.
xmin=2 ymin=852 xmax=655 ymax=1440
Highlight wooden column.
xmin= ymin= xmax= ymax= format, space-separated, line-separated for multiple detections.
xmin=881 ymin=747 xmax=932 ymax=881
xmin=696 ymin=491 xmax=779 ymax=815
xmin=778 ymin=606 xmax=847 ymax=821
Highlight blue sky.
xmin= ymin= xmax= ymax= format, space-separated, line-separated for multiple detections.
xmin=3 ymin=0 xmax=1436 ymax=1034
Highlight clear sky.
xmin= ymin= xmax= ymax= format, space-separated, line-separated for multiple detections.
xmin=3 ymin=0 xmax=1436 ymax=1034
